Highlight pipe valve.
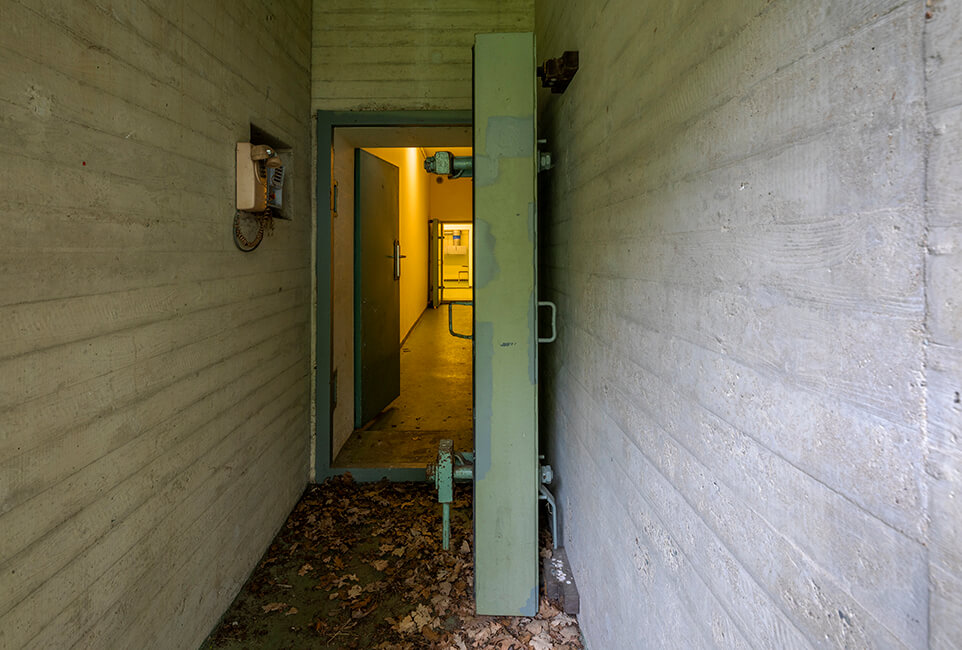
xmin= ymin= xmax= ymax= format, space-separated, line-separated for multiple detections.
xmin=426 ymin=439 xmax=474 ymax=550
xmin=424 ymin=151 xmax=473 ymax=179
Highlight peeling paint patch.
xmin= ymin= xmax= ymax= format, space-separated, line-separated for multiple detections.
xmin=474 ymin=219 xmax=499 ymax=288
xmin=475 ymin=115 xmax=534 ymax=187
xmin=487 ymin=116 xmax=534 ymax=157
xmin=474 ymin=155 xmax=500 ymax=187
xmin=522 ymin=585 xmax=539 ymax=616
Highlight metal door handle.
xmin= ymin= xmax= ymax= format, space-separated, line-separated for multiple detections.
xmin=447 ymin=301 xmax=473 ymax=339
xmin=392 ymin=240 xmax=407 ymax=280
xmin=538 ymin=301 xmax=557 ymax=343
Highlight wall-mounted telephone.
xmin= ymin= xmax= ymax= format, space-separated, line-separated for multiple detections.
xmin=236 ymin=142 xmax=285 ymax=212
xmin=234 ymin=142 xmax=288 ymax=252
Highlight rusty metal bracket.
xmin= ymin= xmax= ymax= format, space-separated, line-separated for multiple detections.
xmin=537 ymin=51 xmax=579 ymax=94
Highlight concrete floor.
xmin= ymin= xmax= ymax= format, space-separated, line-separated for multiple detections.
xmin=334 ymin=303 xmax=473 ymax=468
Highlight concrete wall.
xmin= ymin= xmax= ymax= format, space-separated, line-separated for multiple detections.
xmin=536 ymin=1 xmax=940 ymax=648
xmin=925 ymin=1 xmax=962 ymax=647
xmin=312 ymin=0 xmax=533 ymax=111
xmin=0 ymin=2 xmax=313 ymax=648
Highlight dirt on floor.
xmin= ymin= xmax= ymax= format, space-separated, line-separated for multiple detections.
xmin=201 ymin=475 xmax=584 ymax=649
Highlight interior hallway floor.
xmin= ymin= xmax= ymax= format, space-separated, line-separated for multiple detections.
xmin=334 ymin=303 xmax=473 ymax=468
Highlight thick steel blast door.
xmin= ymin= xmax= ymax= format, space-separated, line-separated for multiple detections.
xmin=473 ymin=32 xmax=539 ymax=617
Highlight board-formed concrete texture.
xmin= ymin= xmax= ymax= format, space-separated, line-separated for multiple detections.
xmin=0 ymin=2 xmax=313 ymax=648
xmin=535 ymin=1 xmax=955 ymax=648
xmin=925 ymin=1 xmax=962 ymax=647
xmin=311 ymin=0 xmax=534 ymax=112
xmin=473 ymin=32 xmax=540 ymax=616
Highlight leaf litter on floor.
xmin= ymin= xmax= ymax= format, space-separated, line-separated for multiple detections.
xmin=202 ymin=473 xmax=584 ymax=649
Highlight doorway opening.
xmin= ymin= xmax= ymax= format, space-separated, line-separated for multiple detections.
xmin=327 ymin=127 xmax=473 ymax=470
xmin=437 ymin=221 xmax=473 ymax=303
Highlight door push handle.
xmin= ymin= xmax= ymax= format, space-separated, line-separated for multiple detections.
xmin=447 ymin=301 xmax=473 ymax=339
xmin=392 ymin=240 xmax=407 ymax=280
xmin=538 ymin=301 xmax=557 ymax=343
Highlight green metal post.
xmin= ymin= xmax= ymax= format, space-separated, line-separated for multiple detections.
xmin=442 ymin=503 xmax=451 ymax=550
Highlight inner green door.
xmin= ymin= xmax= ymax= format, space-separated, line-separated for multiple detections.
xmin=354 ymin=149 xmax=401 ymax=427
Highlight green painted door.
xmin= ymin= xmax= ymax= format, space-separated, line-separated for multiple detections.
xmin=354 ymin=149 xmax=401 ymax=427
xmin=473 ymin=32 xmax=539 ymax=616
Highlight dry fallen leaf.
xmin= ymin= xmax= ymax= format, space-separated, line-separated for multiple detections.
xmin=557 ymin=624 xmax=581 ymax=642
xmin=551 ymin=613 xmax=578 ymax=627
xmin=334 ymin=573 xmax=358 ymax=587
xmin=395 ymin=614 xmax=417 ymax=634
xmin=525 ymin=620 xmax=546 ymax=636
xmin=411 ymin=603 xmax=433 ymax=628
xmin=539 ymin=600 xmax=560 ymax=619
xmin=421 ymin=625 xmax=440 ymax=642
xmin=494 ymin=634 xmax=519 ymax=649
xmin=261 ymin=602 xmax=287 ymax=613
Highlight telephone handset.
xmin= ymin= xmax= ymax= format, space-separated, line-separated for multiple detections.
xmin=236 ymin=142 xmax=285 ymax=212
xmin=234 ymin=142 xmax=286 ymax=251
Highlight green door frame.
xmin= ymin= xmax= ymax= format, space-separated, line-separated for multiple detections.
xmin=315 ymin=110 xmax=472 ymax=482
